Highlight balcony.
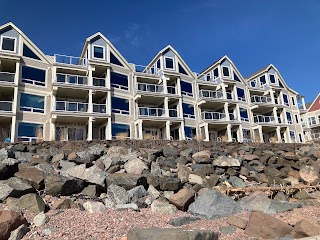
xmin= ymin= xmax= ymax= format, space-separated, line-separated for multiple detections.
xmin=54 ymin=54 xmax=87 ymax=67
xmin=167 ymin=86 xmax=177 ymax=95
xmin=93 ymin=77 xmax=106 ymax=87
xmin=55 ymin=101 xmax=88 ymax=113
xmin=169 ymin=109 xmax=179 ymax=118
xmin=198 ymin=75 xmax=221 ymax=84
xmin=199 ymin=89 xmax=224 ymax=100
xmin=0 ymin=72 xmax=15 ymax=83
xmin=137 ymin=83 xmax=163 ymax=93
xmin=138 ymin=107 xmax=165 ymax=117
xmin=93 ymin=103 xmax=107 ymax=113
xmin=21 ymin=78 xmax=45 ymax=86
xmin=112 ymin=109 xmax=130 ymax=115
xmin=311 ymin=132 xmax=320 ymax=140
xmin=251 ymin=95 xmax=272 ymax=105
xmin=254 ymin=115 xmax=276 ymax=124
xmin=248 ymin=80 xmax=269 ymax=90
xmin=201 ymin=111 xmax=234 ymax=121
xmin=183 ymin=113 xmax=195 ymax=119
xmin=134 ymin=65 xmax=162 ymax=76
xmin=56 ymin=74 xmax=88 ymax=86
xmin=0 ymin=101 xmax=12 ymax=112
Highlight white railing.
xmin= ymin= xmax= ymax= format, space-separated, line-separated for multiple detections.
xmin=111 ymin=83 xmax=128 ymax=91
xmin=137 ymin=83 xmax=163 ymax=93
xmin=21 ymin=78 xmax=45 ymax=86
xmin=199 ymin=89 xmax=224 ymax=99
xmin=226 ymin=92 xmax=233 ymax=100
xmin=181 ymin=91 xmax=193 ymax=97
xmin=0 ymin=72 xmax=15 ymax=83
xmin=138 ymin=107 xmax=165 ymax=117
xmin=93 ymin=103 xmax=107 ymax=113
xmin=20 ymin=106 xmax=44 ymax=113
xmin=241 ymin=117 xmax=249 ymax=122
xmin=134 ymin=65 xmax=161 ymax=76
xmin=311 ymin=133 xmax=320 ymax=140
xmin=248 ymin=79 xmax=268 ymax=89
xmin=55 ymin=101 xmax=88 ymax=112
xmin=112 ymin=109 xmax=130 ymax=115
xmin=198 ymin=75 xmax=221 ymax=83
xmin=254 ymin=115 xmax=276 ymax=123
xmin=184 ymin=113 xmax=195 ymax=119
xmin=251 ymin=95 xmax=272 ymax=104
xmin=0 ymin=101 xmax=12 ymax=111
xmin=93 ymin=77 xmax=106 ymax=87
xmin=201 ymin=111 xmax=226 ymax=121
xmin=169 ymin=109 xmax=178 ymax=118
xmin=167 ymin=86 xmax=176 ymax=94
xmin=56 ymin=74 xmax=88 ymax=86
xmin=18 ymin=136 xmax=42 ymax=142
xmin=54 ymin=54 xmax=87 ymax=67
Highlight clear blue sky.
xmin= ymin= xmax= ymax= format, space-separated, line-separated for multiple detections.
xmin=0 ymin=0 xmax=319 ymax=102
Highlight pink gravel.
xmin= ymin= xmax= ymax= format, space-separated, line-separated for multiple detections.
xmin=1 ymin=200 xmax=320 ymax=240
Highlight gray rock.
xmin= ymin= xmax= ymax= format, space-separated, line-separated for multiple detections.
xmin=127 ymin=228 xmax=218 ymax=240
xmin=42 ymin=228 xmax=53 ymax=236
xmin=192 ymin=150 xmax=211 ymax=164
xmin=81 ymin=185 xmax=101 ymax=197
xmin=188 ymin=190 xmax=242 ymax=219
xmin=151 ymin=200 xmax=177 ymax=215
xmin=8 ymin=224 xmax=29 ymax=240
xmin=115 ymin=203 xmax=139 ymax=211
xmin=44 ymin=174 xmax=85 ymax=196
xmin=128 ymin=185 xmax=147 ymax=202
xmin=51 ymin=153 xmax=64 ymax=163
xmin=107 ymin=184 xmax=130 ymax=205
xmin=66 ymin=164 xmax=106 ymax=187
xmin=124 ymin=158 xmax=148 ymax=174
xmin=14 ymin=152 xmax=33 ymax=162
xmin=212 ymin=156 xmax=241 ymax=167
xmin=180 ymin=148 xmax=195 ymax=157
xmin=51 ymin=198 xmax=77 ymax=209
xmin=0 ymin=148 xmax=8 ymax=161
xmin=3 ymin=177 xmax=35 ymax=197
xmin=14 ymin=166 xmax=44 ymax=189
xmin=104 ymin=198 xmax=115 ymax=208
xmin=159 ymin=176 xmax=181 ymax=191
xmin=87 ymin=144 xmax=105 ymax=156
xmin=83 ymin=201 xmax=106 ymax=213
xmin=163 ymin=147 xmax=179 ymax=158
xmin=98 ymin=155 xmax=112 ymax=170
xmin=107 ymin=173 xmax=148 ymax=190
xmin=59 ymin=161 xmax=76 ymax=175
xmin=151 ymin=162 xmax=162 ymax=176
xmin=177 ymin=163 xmax=190 ymax=183
xmin=229 ymin=176 xmax=246 ymax=188
xmin=299 ymin=165 xmax=319 ymax=183
xmin=17 ymin=193 xmax=46 ymax=214
xmin=239 ymin=191 xmax=274 ymax=214
xmin=219 ymin=226 xmax=236 ymax=234
xmin=33 ymin=212 xmax=49 ymax=227
xmin=0 ymin=183 xmax=13 ymax=201
xmin=269 ymin=200 xmax=302 ymax=213
xmin=168 ymin=216 xmax=201 ymax=226
xmin=148 ymin=185 xmax=160 ymax=200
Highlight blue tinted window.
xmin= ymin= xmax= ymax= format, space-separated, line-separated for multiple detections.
xmin=1 ymin=37 xmax=15 ymax=51
xmin=233 ymin=72 xmax=241 ymax=82
xmin=93 ymin=46 xmax=104 ymax=59
xmin=286 ymin=112 xmax=292 ymax=123
xmin=181 ymin=80 xmax=192 ymax=94
xmin=110 ymin=52 xmax=123 ymax=67
xmin=178 ymin=63 xmax=188 ymax=75
xmin=283 ymin=94 xmax=289 ymax=105
xmin=184 ymin=126 xmax=196 ymax=138
xmin=111 ymin=72 xmax=128 ymax=87
xmin=240 ymin=108 xmax=248 ymax=119
xmin=213 ymin=68 xmax=219 ymax=78
xmin=112 ymin=123 xmax=130 ymax=136
xmin=182 ymin=103 xmax=194 ymax=115
xmin=23 ymin=44 xmax=41 ymax=60
xmin=269 ymin=74 xmax=275 ymax=83
xmin=260 ymin=75 xmax=266 ymax=85
xmin=279 ymin=79 xmax=284 ymax=88
xmin=222 ymin=67 xmax=230 ymax=77
xmin=111 ymin=97 xmax=129 ymax=111
xmin=18 ymin=122 xmax=43 ymax=137
xmin=165 ymin=58 xmax=174 ymax=69
xmin=20 ymin=93 xmax=44 ymax=112
xmin=237 ymin=88 xmax=245 ymax=100
xmin=156 ymin=59 xmax=160 ymax=68
xmin=22 ymin=66 xmax=45 ymax=83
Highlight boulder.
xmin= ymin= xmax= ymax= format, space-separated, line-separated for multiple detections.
xmin=14 ymin=166 xmax=44 ymax=189
xmin=159 ymin=177 xmax=181 ymax=191
xmin=188 ymin=174 xmax=203 ymax=185
xmin=127 ymin=228 xmax=218 ymax=240
xmin=107 ymin=184 xmax=130 ymax=205
xmin=192 ymin=150 xmax=211 ymax=164
xmin=66 ymin=164 xmax=106 ymax=187
xmin=128 ymin=185 xmax=147 ymax=202
xmin=243 ymin=154 xmax=259 ymax=161
xmin=106 ymin=146 xmax=130 ymax=158
xmin=163 ymin=147 xmax=179 ymax=158
xmin=32 ymin=212 xmax=49 ymax=227
xmin=51 ymin=198 xmax=77 ymax=210
xmin=219 ymin=226 xmax=236 ymax=235
xmin=115 ymin=203 xmax=139 ymax=211
xmin=107 ymin=173 xmax=148 ymax=190
xmin=239 ymin=191 xmax=273 ymax=213
xmin=168 ymin=216 xmax=201 ymax=227
xmin=291 ymin=219 xmax=320 ymax=238
xmin=44 ymin=174 xmax=84 ymax=196
xmin=169 ymin=188 xmax=194 ymax=211
xmin=227 ymin=215 xmax=247 ymax=229
xmin=0 ymin=210 xmax=28 ymax=240
xmin=81 ymin=185 xmax=101 ymax=197
xmin=51 ymin=153 xmax=64 ymax=163
xmin=3 ymin=177 xmax=34 ymax=197
xmin=124 ymin=158 xmax=148 ymax=174
xmin=0 ymin=148 xmax=8 ymax=161
xmin=188 ymin=190 xmax=242 ymax=219
xmin=8 ymin=224 xmax=29 ymax=240
xmin=151 ymin=200 xmax=177 ymax=215
xmin=148 ymin=185 xmax=160 ymax=200
xmin=17 ymin=194 xmax=45 ymax=214
xmin=245 ymin=211 xmax=293 ymax=239
xmin=177 ymin=163 xmax=190 ymax=183
xmin=299 ymin=165 xmax=319 ymax=183
xmin=212 ymin=156 xmax=241 ymax=167
xmin=83 ymin=201 xmax=106 ymax=213
xmin=0 ymin=183 xmax=14 ymax=202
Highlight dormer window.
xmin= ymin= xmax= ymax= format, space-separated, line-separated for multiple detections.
xmin=269 ymin=74 xmax=276 ymax=84
xmin=260 ymin=75 xmax=266 ymax=85
xmin=213 ymin=68 xmax=219 ymax=78
xmin=222 ymin=66 xmax=230 ymax=77
xmin=1 ymin=36 xmax=16 ymax=52
xmin=93 ymin=45 xmax=105 ymax=59
xmin=165 ymin=57 xmax=174 ymax=69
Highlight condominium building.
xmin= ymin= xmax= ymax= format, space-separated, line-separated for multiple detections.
xmin=0 ymin=22 xmax=306 ymax=143
xmin=300 ymin=93 xmax=320 ymax=141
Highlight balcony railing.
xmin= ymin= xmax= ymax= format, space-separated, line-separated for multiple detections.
xmin=167 ymin=86 xmax=176 ymax=94
xmin=54 ymin=54 xmax=87 ymax=67
xmin=21 ymin=78 xmax=45 ymax=86
xmin=137 ymin=83 xmax=163 ymax=93
xmin=56 ymin=74 xmax=88 ymax=86
xmin=201 ymin=111 xmax=226 ymax=121
xmin=134 ymin=65 xmax=162 ymax=76
xmin=181 ymin=91 xmax=193 ymax=97
xmin=311 ymin=133 xmax=320 ymax=140
xmin=138 ymin=107 xmax=165 ymax=117
xmin=112 ymin=109 xmax=130 ymax=115
xmin=93 ymin=103 xmax=107 ymax=113
xmin=248 ymin=80 xmax=268 ymax=89
xmin=198 ymin=75 xmax=221 ymax=84
xmin=111 ymin=83 xmax=128 ymax=91
xmin=254 ymin=115 xmax=276 ymax=123
xmin=251 ymin=95 xmax=272 ymax=104
xmin=93 ymin=77 xmax=106 ymax=87
xmin=0 ymin=72 xmax=15 ymax=83
xmin=169 ymin=109 xmax=178 ymax=117
xmin=55 ymin=101 xmax=88 ymax=112
xmin=20 ymin=106 xmax=44 ymax=113
xmin=18 ymin=136 xmax=42 ymax=142
xmin=0 ymin=101 xmax=12 ymax=111
xmin=199 ymin=89 xmax=224 ymax=99
xmin=184 ymin=113 xmax=195 ymax=119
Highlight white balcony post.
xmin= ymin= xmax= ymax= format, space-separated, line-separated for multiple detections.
xmin=273 ymin=107 xmax=278 ymax=123
xmin=233 ymin=85 xmax=238 ymax=101
xmin=180 ymin=121 xmax=185 ymax=140
xmin=163 ymin=77 xmax=168 ymax=94
xmin=138 ymin=120 xmax=143 ymax=140
xmin=269 ymin=89 xmax=275 ymax=104
xmin=12 ymin=86 xmax=18 ymax=113
xmin=10 ymin=116 xmax=16 ymax=142
xmin=177 ymin=77 xmax=181 ymax=95
xmin=227 ymin=124 xmax=232 ymax=142
xmin=165 ymin=120 xmax=171 ymax=140
xmin=279 ymin=91 xmax=284 ymax=105
xmin=259 ymin=127 xmax=263 ymax=143
xmin=204 ymin=124 xmax=209 ymax=141
xmin=301 ymin=97 xmax=306 ymax=110
xmin=224 ymin=103 xmax=230 ymax=121
xmin=164 ymin=97 xmax=169 ymax=117
xmin=106 ymin=118 xmax=112 ymax=140
xmin=88 ymin=65 xmax=93 ymax=86
xmin=87 ymin=117 xmax=93 ymax=141
xmin=88 ymin=90 xmax=93 ymax=113
xmin=52 ymin=94 xmax=56 ymax=111
xmin=178 ymin=98 xmax=183 ymax=118
xmin=14 ymin=61 xmax=20 ymax=85
xmin=238 ymin=124 xmax=243 ymax=142
xmin=276 ymin=126 xmax=281 ymax=143
xmin=221 ymin=84 xmax=227 ymax=99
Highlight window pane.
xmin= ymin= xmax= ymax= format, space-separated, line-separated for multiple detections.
xmin=237 ymin=88 xmax=245 ymax=100
xmin=213 ymin=68 xmax=219 ymax=78
xmin=181 ymin=80 xmax=192 ymax=94
xmin=184 ymin=126 xmax=196 ymax=138
xmin=2 ymin=38 xmax=15 ymax=51
xmin=233 ymin=72 xmax=240 ymax=82
xmin=23 ymin=44 xmax=41 ymax=60
xmin=260 ymin=75 xmax=266 ymax=85
xmin=178 ymin=63 xmax=187 ymax=75
xmin=22 ymin=66 xmax=46 ymax=83
xmin=20 ymin=93 xmax=44 ymax=109
xmin=222 ymin=67 xmax=229 ymax=77
xmin=110 ymin=52 xmax=123 ymax=67
xmin=156 ymin=59 xmax=160 ymax=68
xmin=94 ymin=46 xmax=104 ymax=59
xmin=112 ymin=123 xmax=130 ymax=137
xmin=111 ymin=72 xmax=128 ymax=87
xmin=165 ymin=58 xmax=174 ymax=69
xmin=182 ymin=103 xmax=194 ymax=115
xmin=18 ymin=122 xmax=43 ymax=137
xmin=240 ymin=108 xmax=248 ymax=119
xmin=269 ymin=74 xmax=275 ymax=83
xmin=112 ymin=97 xmax=129 ymax=111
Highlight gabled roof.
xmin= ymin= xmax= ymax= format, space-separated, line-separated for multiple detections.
xmin=0 ymin=22 xmax=52 ymax=64
xmin=307 ymin=92 xmax=320 ymax=112
xmin=146 ymin=45 xmax=196 ymax=78
xmin=198 ymin=55 xmax=246 ymax=84
xmin=80 ymin=32 xmax=132 ymax=69
xmin=246 ymin=64 xmax=298 ymax=95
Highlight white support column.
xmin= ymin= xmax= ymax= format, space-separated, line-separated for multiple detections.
xmin=163 ymin=76 xmax=168 ymax=94
xmin=224 ymin=103 xmax=230 ymax=121
xmin=87 ymin=117 xmax=93 ymax=141
xmin=164 ymin=97 xmax=169 ymax=117
xmin=88 ymin=65 xmax=93 ymax=86
xmin=176 ymin=77 xmax=181 ymax=95
xmin=88 ymin=90 xmax=93 ymax=113
xmin=178 ymin=98 xmax=183 ymax=118
xmin=106 ymin=68 xmax=111 ymax=89
xmin=138 ymin=120 xmax=143 ymax=140
xmin=273 ymin=107 xmax=278 ymax=123
xmin=235 ymin=104 xmax=241 ymax=122
xmin=279 ymin=91 xmax=284 ymax=105
xmin=165 ymin=120 xmax=171 ymax=140
xmin=106 ymin=118 xmax=112 ymax=140
xmin=269 ymin=89 xmax=275 ymax=104
xmin=10 ymin=116 xmax=16 ymax=143
xmin=233 ymin=85 xmax=238 ymax=101
xmin=276 ymin=126 xmax=281 ymax=143
xmin=51 ymin=94 xmax=56 ymax=112
xmin=50 ymin=121 xmax=55 ymax=141
xmin=227 ymin=124 xmax=232 ymax=142
xmin=14 ymin=61 xmax=20 ymax=85
xmin=221 ymin=84 xmax=227 ymax=99
xmin=301 ymin=97 xmax=306 ymax=110
xmin=238 ymin=124 xmax=243 ymax=142
xmin=204 ymin=124 xmax=209 ymax=141
xmin=180 ymin=121 xmax=185 ymax=140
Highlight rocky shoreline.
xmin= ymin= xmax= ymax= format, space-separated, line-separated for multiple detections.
xmin=0 ymin=141 xmax=319 ymax=239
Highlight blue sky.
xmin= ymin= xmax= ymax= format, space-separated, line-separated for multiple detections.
xmin=0 ymin=0 xmax=319 ymax=102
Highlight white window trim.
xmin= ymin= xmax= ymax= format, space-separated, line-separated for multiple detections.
xmin=17 ymin=120 xmax=45 ymax=141
xmin=0 ymin=35 xmax=17 ymax=53
xmin=21 ymin=65 xmax=47 ymax=88
xmin=92 ymin=45 xmax=106 ymax=60
xmin=259 ymin=75 xmax=267 ymax=86
xmin=213 ymin=67 xmax=219 ymax=78
xmin=164 ymin=56 xmax=175 ymax=70
xmin=269 ymin=74 xmax=276 ymax=84
xmin=222 ymin=66 xmax=231 ymax=78
xmin=291 ymin=96 xmax=296 ymax=106
xmin=18 ymin=92 xmax=46 ymax=115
